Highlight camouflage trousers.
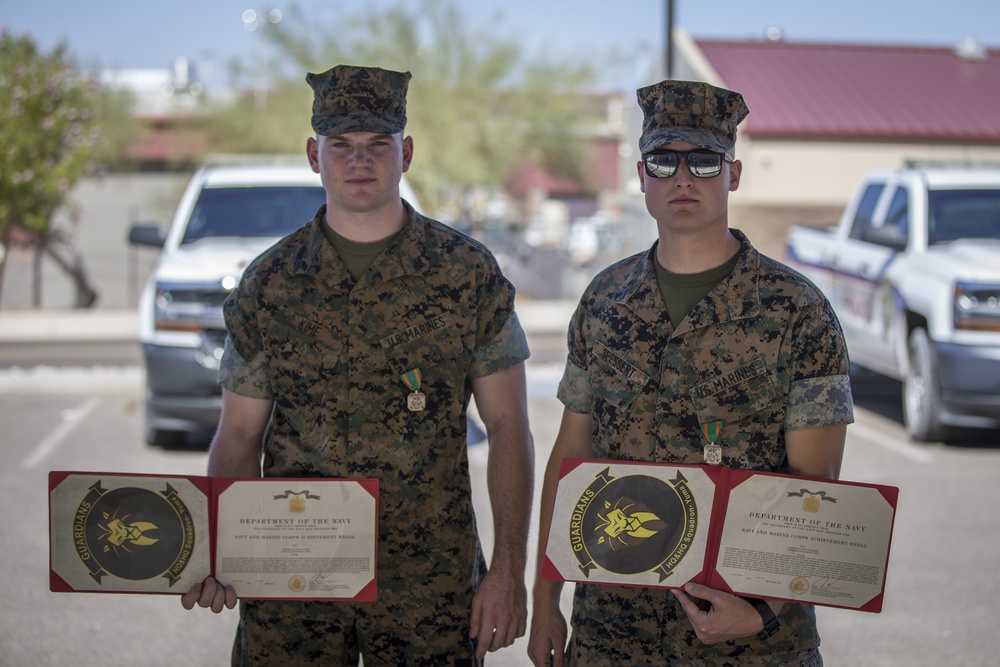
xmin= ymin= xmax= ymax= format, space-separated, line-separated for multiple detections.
xmin=566 ymin=585 xmax=823 ymax=666
xmin=232 ymin=599 xmax=484 ymax=666
xmin=565 ymin=639 xmax=823 ymax=667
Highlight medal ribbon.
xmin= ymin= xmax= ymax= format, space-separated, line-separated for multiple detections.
xmin=400 ymin=368 xmax=422 ymax=392
xmin=702 ymin=421 xmax=722 ymax=444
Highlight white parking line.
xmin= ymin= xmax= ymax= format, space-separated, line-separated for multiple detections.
xmin=848 ymin=420 xmax=935 ymax=463
xmin=21 ymin=396 xmax=103 ymax=469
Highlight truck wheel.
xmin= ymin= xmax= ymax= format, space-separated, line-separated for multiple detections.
xmin=143 ymin=400 xmax=185 ymax=448
xmin=903 ymin=328 xmax=946 ymax=442
xmin=145 ymin=424 xmax=185 ymax=449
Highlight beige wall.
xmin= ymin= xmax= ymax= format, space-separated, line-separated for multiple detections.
xmin=733 ymin=138 xmax=1000 ymax=207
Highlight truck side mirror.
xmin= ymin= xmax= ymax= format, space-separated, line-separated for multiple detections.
xmin=128 ymin=223 xmax=166 ymax=248
xmin=863 ymin=225 xmax=907 ymax=252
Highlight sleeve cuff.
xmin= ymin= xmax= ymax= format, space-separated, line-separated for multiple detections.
xmin=468 ymin=312 xmax=531 ymax=379
xmin=786 ymin=374 xmax=854 ymax=431
xmin=556 ymin=360 xmax=592 ymax=414
xmin=217 ymin=336 xmax=273 ymax=399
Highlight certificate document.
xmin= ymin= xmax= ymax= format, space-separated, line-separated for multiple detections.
xmin=49 ymin=471 xmax=378 ymax=601
xmin=214 ymin=479 xmax=376 ymax=600
xmin=541 ymin=459 xmax=897 ymax=612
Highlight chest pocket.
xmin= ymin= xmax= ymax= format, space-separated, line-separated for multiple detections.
xmin=380 ymin=317 xmax=468 ymax=385
xmin=262 ymin=306 xmax=344 ymax=436
xmin=265 ymin=307 xmax=343 ymax=362
xmin=688 ymin=356 xmax=778 ymax=426
xmin=589 ymin=341 xmax=651 ymax=409
xmin=382 ymin=322 xmax=468 ymax=439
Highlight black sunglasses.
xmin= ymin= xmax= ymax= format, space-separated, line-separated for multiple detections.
xmin=642 ymin=150 xmax=732 ymax=179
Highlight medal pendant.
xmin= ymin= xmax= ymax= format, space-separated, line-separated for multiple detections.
xmin=400 ymin=368 xmax=425 ymax=412
xmin=407 ymin=391 xmax=426 ymax=412
xmin=703 ymin=444 xmax=723 ymax=465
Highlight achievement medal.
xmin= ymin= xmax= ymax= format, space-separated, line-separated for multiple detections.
xmin=401 ymin=368 xmax=426 ymax=412
xmin=702 ymin=421 xmax=723 ymax=465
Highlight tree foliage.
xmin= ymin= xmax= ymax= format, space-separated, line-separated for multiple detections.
xmin=203 ymin=80 xmax=313 ymax=157
xmin=0 ymin=30 xmax=135 ymax=307
xmin=219 ymin=0 xmax=599 ymax=215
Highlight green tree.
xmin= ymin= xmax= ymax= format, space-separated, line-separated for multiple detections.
xmin=203 ymin=77 xmax=313 ymax=157
xmin=0 ymin=31 xmax=134 ymax=308
xmin=214 ymin=0 xmax=599 ymax=219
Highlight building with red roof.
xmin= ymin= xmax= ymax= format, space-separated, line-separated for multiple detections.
xmin=655 ymin=30 xmax=1000 ymax=207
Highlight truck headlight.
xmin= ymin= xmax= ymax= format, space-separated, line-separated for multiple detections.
xmin=154 ymin=282 xmax=230 ymax=333
xmin=954 ymin=282 xmax=1000 ymax=332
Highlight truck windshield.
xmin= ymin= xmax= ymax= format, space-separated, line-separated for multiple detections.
xmin=928 ymin=189 xmax=1000 ymax=245
xmin=181 ymin=186 xmax=326 ymax=244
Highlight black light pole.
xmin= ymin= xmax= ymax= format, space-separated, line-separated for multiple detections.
xmin=665 ymin=0 xmax=675 ymax=80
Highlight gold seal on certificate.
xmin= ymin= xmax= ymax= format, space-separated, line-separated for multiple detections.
xmin=790 ymin=576 xmax=810 ymax=595
xmin=787 ymin=488 xmax=834 ymax=513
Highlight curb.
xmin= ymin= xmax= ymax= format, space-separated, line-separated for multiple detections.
xmin=0 ymin=301 xmax=576 ymax=344
xmin=0 ymin=309 xmax=139 ymax=343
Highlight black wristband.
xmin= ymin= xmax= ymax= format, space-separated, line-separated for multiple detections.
xmin=744 ymin=597 xmax=782 ymax=640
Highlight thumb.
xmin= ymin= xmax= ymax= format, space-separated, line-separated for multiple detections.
xmin=682 ymin=581 xmax=713 ymax=599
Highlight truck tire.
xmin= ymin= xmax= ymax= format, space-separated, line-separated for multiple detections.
xmin=143 ymin=400 xmax=185 ymax=449
xmin=145 ymin=424 xmax=185 ymax=449
xmin=903 ymin=328 xmax=946 ymax=442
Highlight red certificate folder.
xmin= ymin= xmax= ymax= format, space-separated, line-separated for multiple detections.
xmin=49 ymin=471 xmax=378 ymax=601
xmin=541 ymin=459 xmax=898 ymax=613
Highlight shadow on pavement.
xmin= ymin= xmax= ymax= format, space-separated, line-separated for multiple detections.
xmin=849 ymin=366 xmax=999 ymax=449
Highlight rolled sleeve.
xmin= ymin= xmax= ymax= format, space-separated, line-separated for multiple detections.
xmin=785 ymin=374 xmax=854 ymax=431
xmin=217 ymin=335 xmax=273 ymax=399
xmin=468 ymin=312 xmax=530 ymax=379
xmin=556 ymin=360 xmax=592 ymax=414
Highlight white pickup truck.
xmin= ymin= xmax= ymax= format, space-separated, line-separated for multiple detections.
xmin=785 ymin=165 xmax=1000 ymax=441
xmin=129 ymin=161 xmax=422 ymax=447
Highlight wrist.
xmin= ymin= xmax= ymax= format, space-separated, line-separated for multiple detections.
xmin=532 ymin=579 xmax=563 ymax=607
xmin=744 ymin=597 xmax=782 ymax=640
xmin=488 ymin=548 xmax=528 ymax=575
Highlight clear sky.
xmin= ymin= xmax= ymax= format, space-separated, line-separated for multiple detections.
xmin=4 ymin=0 xmax=999 ymax=91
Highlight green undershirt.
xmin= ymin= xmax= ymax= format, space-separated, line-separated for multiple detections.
xmin=320 ymin=222 xmax=403 ymax=282
xmin=654 ymin=250 xmax=740 ymax=330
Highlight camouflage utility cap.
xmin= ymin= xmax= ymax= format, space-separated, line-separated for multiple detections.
xmin=306 ymin=64 xmax=411 ymax=135
xmin=637 ymin=80 xmax=749 ymax=159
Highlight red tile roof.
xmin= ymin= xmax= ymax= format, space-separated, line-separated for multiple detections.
xmin=696 ymin=40 xmax=1000 ymax=143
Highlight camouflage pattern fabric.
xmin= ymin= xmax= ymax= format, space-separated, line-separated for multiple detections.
xmin=556 ymin=230 xmax=853 ymax=665
xmin=637 ymin=80 xmax=749 ymax=158
xmin=306 ymin=64 xmax=411 ymax=136
xmin=219 ymin=202 xmax=526 ymax=665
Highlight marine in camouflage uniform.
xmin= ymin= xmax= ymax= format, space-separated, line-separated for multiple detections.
xmin=182 ymin=65 xmax=534 ymax=666
xmin=528 ymin=81 xmax=853 ymax=667
xmin=557 ymin=231 xmax=852 ymax=666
